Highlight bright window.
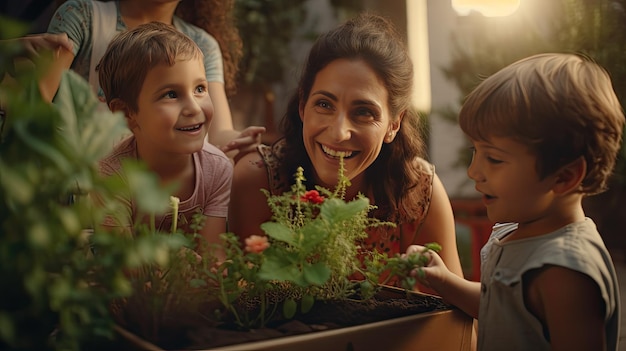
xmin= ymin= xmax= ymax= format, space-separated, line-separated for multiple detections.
xmin=452 ymin=0 xmax=521 ymax=17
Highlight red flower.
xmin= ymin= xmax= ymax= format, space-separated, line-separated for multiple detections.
xmin=245 ymin=235 xmax=270 ymax=253
xmin=300 ymin=190 xmax=325 ymax=204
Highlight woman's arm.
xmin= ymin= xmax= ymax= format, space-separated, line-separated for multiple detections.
xmin=3 ymin=33 xmax=75 ymax=102
xmin=39 ymin=45 xmax=75 ymax=102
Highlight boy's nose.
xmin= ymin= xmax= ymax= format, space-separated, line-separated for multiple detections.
xmin=466 ymin=159 xmax=484 ymax=182
xmin=182 ymin=96 xmax=205 ymax=117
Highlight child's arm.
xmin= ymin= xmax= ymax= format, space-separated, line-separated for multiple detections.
xmin=406 ymin=244 xmax=481 ymax=318
xmin=200 ymin=216 xmax=227 ymax=262
xmin=407 ymin=174 xmax=464 ymax=278
xmin=227 ymin=151 xmax=273 ymax=242
xmin=524 ymin=265 xmax=606 ymax=351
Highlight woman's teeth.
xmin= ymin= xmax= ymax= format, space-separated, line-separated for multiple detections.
xmin=321 ymin=144 xmax=353 ymax=158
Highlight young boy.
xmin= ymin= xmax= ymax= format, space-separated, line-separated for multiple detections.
xmin=407 ymin=53 xmax=624 ymax=350
xmin=96 ymin=22 xmax=232 ymax=258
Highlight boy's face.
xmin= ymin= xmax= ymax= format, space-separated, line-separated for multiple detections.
xmin=127 ymin=57 xmax=212 ymax=155
xmin=467 ymin=136 xmax=560 ymax=228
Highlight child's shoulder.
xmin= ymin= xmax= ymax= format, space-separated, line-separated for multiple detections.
xmin=198 ymin=142 xmax=232 ymax=168
xmin=98 ymin=136 xmax=136 ymax=176
xmin=514 ymin=220 xmax=613 ymax=279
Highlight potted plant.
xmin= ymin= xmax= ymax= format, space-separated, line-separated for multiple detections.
xmin=109 ymin=162 xmax=474 ymax=350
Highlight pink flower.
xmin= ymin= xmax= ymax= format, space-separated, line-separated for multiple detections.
xmin=300 ymin=190 xmax=325 ymax=204
xmin=245 ymin=235 xmax=270 ymax=253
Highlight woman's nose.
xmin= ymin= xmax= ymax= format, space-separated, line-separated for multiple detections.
xmin=329 ymin=112 xmax=351 ymax=142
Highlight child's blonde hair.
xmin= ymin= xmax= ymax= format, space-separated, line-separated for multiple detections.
xmin=97 ymin=21 xmax=204 ymax=113
xmin=459 ymin=53 xmax=625 ymax=195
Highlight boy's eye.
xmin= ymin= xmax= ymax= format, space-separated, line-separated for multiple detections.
xmin=162 ymin=90 xmax=177 ymax=99
xmin=196 ymin=85 xmax=207 ymax=94
xmin=487 ymin=156 xmax=503 ymax=164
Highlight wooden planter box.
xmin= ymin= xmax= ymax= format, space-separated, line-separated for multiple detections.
xmin=116 ymin=287 xmax=475 ymax=351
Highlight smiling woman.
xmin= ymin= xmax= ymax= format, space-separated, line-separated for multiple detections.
xmin=228 ymin=13 xmax=464 ymax=295
xmin=452 ymin=0 xmax=521 ymax=17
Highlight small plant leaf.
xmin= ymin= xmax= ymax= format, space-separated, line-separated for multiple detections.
xmin=320 ymin=197 xmax=369 ymax=223
xmin=300 ymin=294 xmax=315 ymax=314
xmin=283 ymin=298 xmax=297 ymax=319
xmin=302 ymin=262 xmax=330 ymax=286
xmin=261 ymin=221 xmax=298 ymax=246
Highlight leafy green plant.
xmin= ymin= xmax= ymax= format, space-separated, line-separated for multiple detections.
xmin=108 ymin=198 xmax=215 ymax=346
xmin=209 ymin=160 xmax=440 ymax=329
xmin=0 ymin=18 xmax=188 ymax=350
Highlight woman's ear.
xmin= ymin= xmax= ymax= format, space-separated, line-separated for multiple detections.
xmin=384 ymin=112 xmax=404 ymax=143
xmin=553 ymin=156 xmax=586 ymax=195
xmin=109 ymin=98 xmax=138 ymax=130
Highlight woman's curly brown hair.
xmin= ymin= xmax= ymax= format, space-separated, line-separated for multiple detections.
xmin=176 ymin=0 xmax=243 ymax=97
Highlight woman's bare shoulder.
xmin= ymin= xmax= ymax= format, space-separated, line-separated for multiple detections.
xmin=232 ymin=150 xmax=270 ymax=190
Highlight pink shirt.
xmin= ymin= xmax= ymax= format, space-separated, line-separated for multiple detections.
xmin=99 ymin=136 xmax=232 ymax=234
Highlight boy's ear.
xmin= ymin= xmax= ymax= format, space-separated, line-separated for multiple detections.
xmin=108 ymin=98 xmax=138 ymax=130
xmin=108 ymin=98 xmax=129 ymax=115
xmin=553 ymin=156 xmax=586 ymax=195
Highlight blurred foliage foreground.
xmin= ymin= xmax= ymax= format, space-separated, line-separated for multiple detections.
xmin=0 ymin=18 xmax=188 ymax=350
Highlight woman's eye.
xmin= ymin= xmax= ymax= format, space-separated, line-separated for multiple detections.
xmin=353 ymin=107 xmax=377 ymax=122
xmin=355 ymin=107 xmax=374 ymax=117
xmin=315 ymin=100 xmax=332 ymax=109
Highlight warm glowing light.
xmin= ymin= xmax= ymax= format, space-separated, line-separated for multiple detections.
xmin=452 ymin=0 xmax=521 ymax=17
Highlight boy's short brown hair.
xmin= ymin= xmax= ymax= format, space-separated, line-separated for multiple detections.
xmin=459 ymin=53 xmax=625 ymax=195
xmin=97 ymin=21 xmax=203 ymax=113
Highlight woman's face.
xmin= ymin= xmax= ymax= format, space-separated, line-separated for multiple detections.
xmin=299 ymin=58 xmax=400 ymax=191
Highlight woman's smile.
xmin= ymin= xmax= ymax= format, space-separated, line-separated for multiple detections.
xmin=320 ymin=143 xmax=356 ymax=159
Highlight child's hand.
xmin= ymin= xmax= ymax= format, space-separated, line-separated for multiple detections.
xmin=220 ymin=126 xmax=266 ymax=163
xmin=405 ymin=244 xmax=449 ymax=291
